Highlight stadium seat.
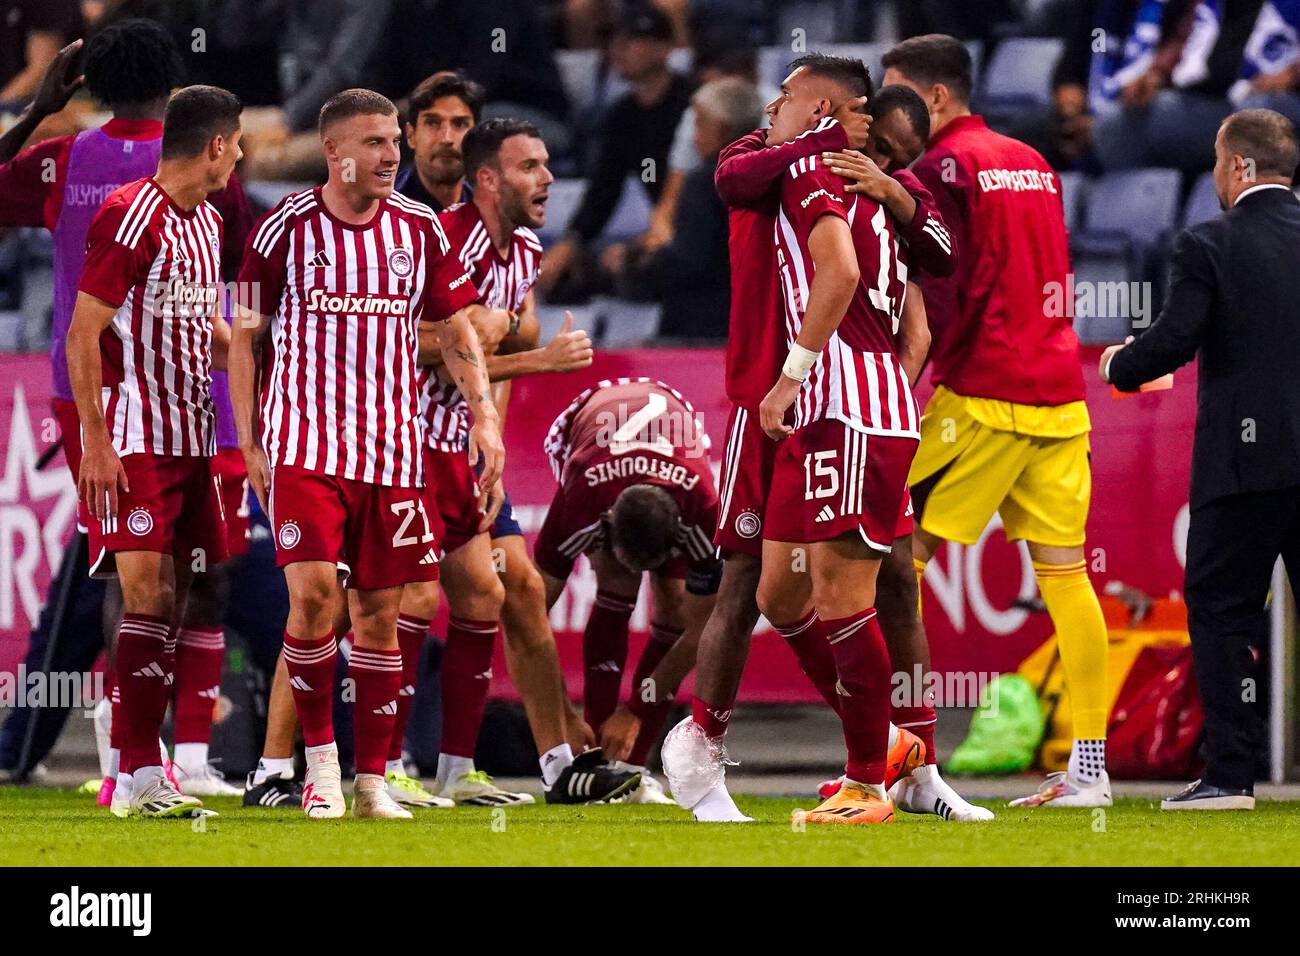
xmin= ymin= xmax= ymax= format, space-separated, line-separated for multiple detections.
xmin=1070 ymin=252 xmax=1140 ymax=345
xmin=536 ymin=178 xmax=586 ymax=244
xmin=979 ymin=37 xmax=1063 ymax=109
xmin=1182 ymin=171 xmax=1221 ymax=228
xmin=592 ymin=296 xmax=661 ymax=346
xmin=1082 ymin=168 xmax=1182 ymax=252
xmin=1057 ymin=170 xmax=1087 ymax=234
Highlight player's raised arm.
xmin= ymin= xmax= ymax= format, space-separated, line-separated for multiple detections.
xmin=714 ymin=105 xmax=861 ymax=207
xmin=66 ymin=291 xmax=128 ymax=521
xmin=487 ymin=309 xmax=593 ymax=383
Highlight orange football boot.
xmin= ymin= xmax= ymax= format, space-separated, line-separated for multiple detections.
xmin=816 ymin=726 xmax=927 ymax=800
xmin=799 ymin=781 xmax=895 ymax=824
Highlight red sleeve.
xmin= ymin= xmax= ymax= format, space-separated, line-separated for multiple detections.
xmin=234 ymin=206 xmax=290 ymax=318
xmin=714 ymin=121 xmax=850 ymax=208
xmin=0 ymin=136 xmax=69 ymax=230
xmin=893 ymin=168 xmax=957 ymax=279
xmin=532 ymin=486 xmax=578 ymax=581
xmin=209 ymin=169 xmax=254 ymax=279
xmin=423 ymin=221 xmax=479 ymax=321
xmin=77 ymin=195 xmax=161 ymax=308
xmin=780 ymin=161 xmax=851 ymax=238
xmin=909 ymin=148 xmax=970 ymax=352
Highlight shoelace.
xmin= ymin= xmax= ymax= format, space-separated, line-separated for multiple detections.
xmin=389 ymin=773 xmax=431 ymax=795
xmin=464 ymin=769 xmax=496 ymax=787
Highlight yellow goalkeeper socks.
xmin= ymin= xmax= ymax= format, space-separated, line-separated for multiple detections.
xmin=1033 ymin=560 xmax=1109 ymax=740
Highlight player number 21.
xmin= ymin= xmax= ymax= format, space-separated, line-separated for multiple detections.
xmin=804 ymin=450 xmax=839 ymax=500
xmin=391 ymin=499 xmax=436 ymax=547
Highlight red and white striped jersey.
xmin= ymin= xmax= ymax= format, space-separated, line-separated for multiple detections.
xmin=237 ymin=188 xmax=478 ymax=487
xmin=78 ymin=177 xmax=224 ymax=457
xmin=775 ymin=155 xmax=918 ymax=438
xmin=421 ymin=200 xmax=542 ymax=452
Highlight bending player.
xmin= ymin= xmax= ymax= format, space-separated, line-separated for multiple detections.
xmin=67 ymin=85 xmax=244 ymax=818
xmin=230 ymin=89 xmax=501 ymax=820
xmin=535 ymin=378 xmax=721 ymax=802
xmin=882 ymin=36 xmax=1111 ymax=807
xmin=394 ymin=118 xmax=638 ymax=807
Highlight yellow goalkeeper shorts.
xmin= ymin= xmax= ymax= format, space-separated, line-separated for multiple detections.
xmin=907 ymin=386 xmax=1092 ymax=548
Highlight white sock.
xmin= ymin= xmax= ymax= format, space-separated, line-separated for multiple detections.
xmin=252 ymin=756 xmax=293 ymax=786
xmin=173 ymin=742 xmax=208 ymax=772
xmin=1069 ymin=738 xmax=1106 ymax=784
xmin=436 ymin=753 xmax=473 ymax=790
xmin=130 ymin=765 xmax=164 ymax=790
xmin=693 ymin=784 xmax=751 ymax=822
xmin=115 ymin=770 xmax=134 ymax=798
xmin=384 ymin=758 xmax=406 ymax=778
xmin=540 ymin=744 xmax=574 ymax=787
xmin=106 ymin=748 xmax=120 ymax=780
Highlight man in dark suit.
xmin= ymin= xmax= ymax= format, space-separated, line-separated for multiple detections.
xmin=1100 ymin=108 xmax=1300 ymax=810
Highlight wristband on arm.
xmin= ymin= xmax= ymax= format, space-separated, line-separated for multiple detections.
xmin=782 ymin=343 xmax=819 ymax=382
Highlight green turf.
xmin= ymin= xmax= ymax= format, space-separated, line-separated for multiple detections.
xmin=2 ymin=787 xmax=1298 ymax=866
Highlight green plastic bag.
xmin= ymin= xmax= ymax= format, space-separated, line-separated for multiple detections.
xmin=944 ymin=674 xmax=1046 ymax=775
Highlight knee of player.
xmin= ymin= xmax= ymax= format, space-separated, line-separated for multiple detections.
xmin=503 ymin=562 xmax=546 ymax=615
xmin=290 ymin=577 xmax=337 ymax=621
xmin=875 ymin=557 xmax=919 ymax=624
xmin=754 ymin=576 xmax=787 ymax=623
xmin=402 ymin=580 xmax=441 ymax=620
xmin=121 ymin=577 xmax=176 ymax=619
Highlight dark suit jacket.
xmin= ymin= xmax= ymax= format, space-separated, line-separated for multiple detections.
xmin=1109 ymin=184 xmax=1300 ymax=509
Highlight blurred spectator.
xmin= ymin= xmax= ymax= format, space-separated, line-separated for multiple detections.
xmin=1047 ymin=0 xmax=1103 ymax=171
xmin=538 ymin=3 xmax=692 ymax=300
xmin=1089 ymin=0 xmax=1262 ymax=176
xmin=1231 ymin=1 xmax=1300 ymax=128
xmin=605 ymin=76 xmax=762 ymax=338
xmin=396 ymin=70 xmax=484 ymax=211
xmin=0 ymin=0 xmax=82 ymax=106
xmin=647 ymin=29 xmax=769 ymax=249
xmin=895 ymin=0 xmax=1019 ymax=48
xmin=557 ymin=0 xmax=691 ymax=49
xmin=95 ymin=0 xmax=281 ymax=107
xmin=219 ymin=0 xmax=392 ymax=181
xmin=373 ymin=0 xmax=571 ymax=157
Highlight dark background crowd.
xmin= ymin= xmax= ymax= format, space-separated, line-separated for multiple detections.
xmin=2 ymin=0 xmax=1298 ymax=350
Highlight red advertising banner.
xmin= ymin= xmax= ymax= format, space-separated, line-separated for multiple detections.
xmin=0 ymin=348 xmax=1196 ymax=704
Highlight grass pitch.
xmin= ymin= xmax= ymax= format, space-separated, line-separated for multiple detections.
xmin=3 ymin=787 xmax=1299 ymax=866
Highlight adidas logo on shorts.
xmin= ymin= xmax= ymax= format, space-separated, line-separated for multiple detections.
xmin=419 ymin=549 xmax=438 ymax=565
xmin=815 ymin=505 xmax=835 ymax=523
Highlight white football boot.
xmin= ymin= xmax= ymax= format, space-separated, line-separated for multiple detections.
xmin=438 ymin=769 xmax=535 ymax=806
xmin=385 ymin=770 xmax=454 ymax=808
xmin=1010 ymin=770 xmax=1112 ymax=808
xmin=352 ymin=773 xmax=413 ymax=819
xmin=607 ymin=762 xmax=676 ymax=804
xmin=113 ymin=768 xmax=211 ymax=819
xmin=301 ymin=747 xmax=346 ymax=819
xmin=171 ymin=761 xmax=242 ymax=797
xmin=661 ymin=717 xmax=752 ymax=823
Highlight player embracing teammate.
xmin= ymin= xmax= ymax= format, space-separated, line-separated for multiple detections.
xmin=662 ymin=54 xmax=990 ymax=824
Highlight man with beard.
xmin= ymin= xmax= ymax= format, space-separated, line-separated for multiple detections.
xmin=396 ymin=70 xmax=483 ymax=212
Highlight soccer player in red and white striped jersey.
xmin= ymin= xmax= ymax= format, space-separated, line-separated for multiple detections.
xmin=754 ymin=56 xmax=920 ymax=826
xmin=229 ymin=89 xmax=501 ymax=820
xmin=65 ymin=85 xmax=245 ymax=819
xmin=399 ymin=118 xmax=635 ymax=806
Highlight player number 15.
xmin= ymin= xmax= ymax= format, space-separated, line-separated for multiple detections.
xmin=804 ymin=450 xmax=839 ymax=500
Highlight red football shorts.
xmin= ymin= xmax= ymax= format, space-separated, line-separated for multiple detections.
xmin=713 ymin=404 xmax=776 ymax=559
xmin=421 ymin=447 xmax=485 ymax=556
xmin=211 ymin=447 xmax=251 ymax=558
xmin=268 ymin=464 xmax=439 ymax=590
xmin=88 ymin=452 xmax=229 ymax=579
xmin=54 ymin=399 xmax=89 ymax=532
xmin=764 ymin=417 xmax=918 ymax=551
